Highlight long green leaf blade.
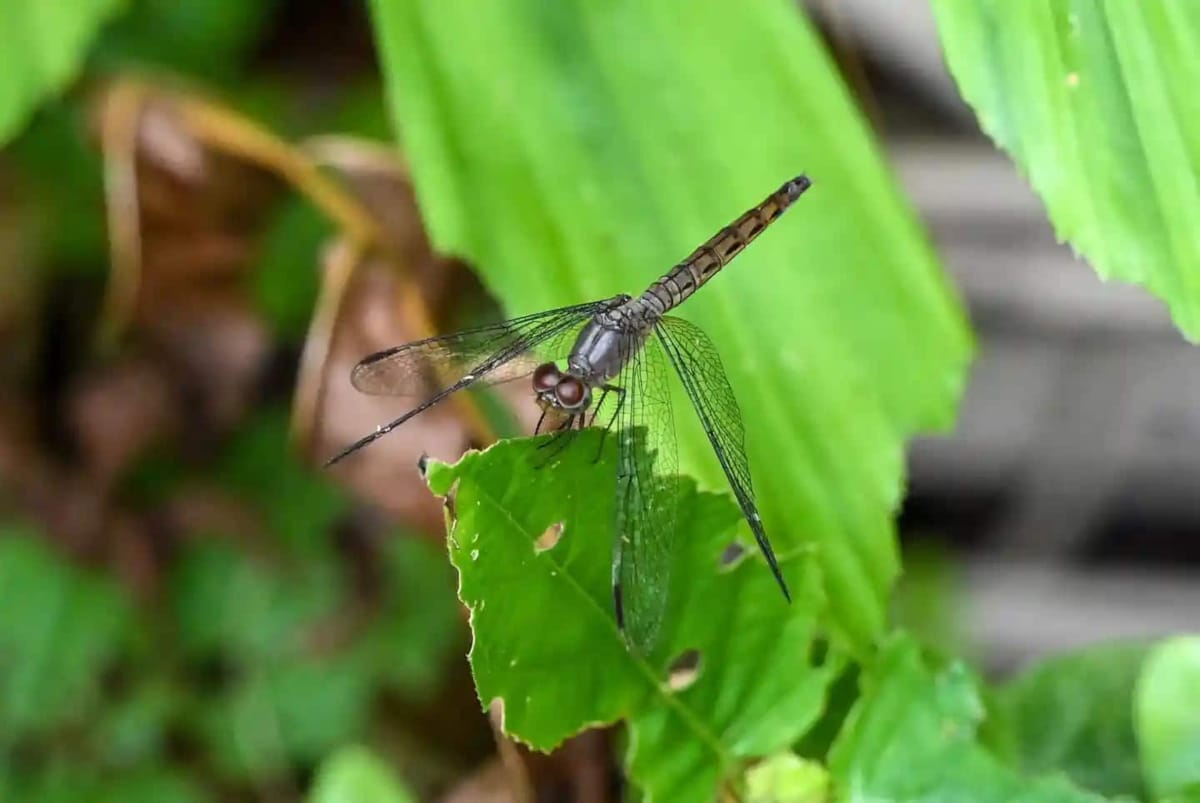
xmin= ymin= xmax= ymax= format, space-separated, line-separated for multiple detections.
xmin=370 ymin=0 xmax=971 ymax=649
xmin=932 ymin=0 xmax=1200 ymax=339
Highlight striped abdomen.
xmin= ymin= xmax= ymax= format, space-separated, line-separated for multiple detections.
xmin=640 ymin=174 xmax=812 ymax=314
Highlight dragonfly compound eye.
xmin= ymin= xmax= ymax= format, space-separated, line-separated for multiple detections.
xmin=532 ymin=362 xmax=561 ymax=392
xmin=554 ymin=376 xmax=589 ymax=410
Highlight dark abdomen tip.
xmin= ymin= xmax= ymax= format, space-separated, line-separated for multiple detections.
xmin=782 ymin=174 xmax=812 ymax=202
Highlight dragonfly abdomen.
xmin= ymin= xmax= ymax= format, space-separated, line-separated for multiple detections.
xmin=640 ymin=175 xmax=812 ymax=314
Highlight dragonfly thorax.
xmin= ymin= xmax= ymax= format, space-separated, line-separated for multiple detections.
xmin=566 ymin=309 xmax=651 ymax=386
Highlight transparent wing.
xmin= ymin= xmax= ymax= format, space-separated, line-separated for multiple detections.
xmin=657 ymin=316 xmax=790 ymax=600
xmin=612 ymin=330 xmax=678 ymax=654
xmin=350 ymin=300 xmax=614 ymax=396
xmin=325 ymin=298 xmax=617 ymax=467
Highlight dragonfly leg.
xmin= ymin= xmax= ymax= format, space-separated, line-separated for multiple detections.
xmin=533 ymin=415 xmax=581 ymax=468
xmin=533 ymin=407 xmax=548 ymax=436
xmin=592 ymin=384 xmax=626 ymax=463
xmin=537 ymin=414 xmax=574 ymax=449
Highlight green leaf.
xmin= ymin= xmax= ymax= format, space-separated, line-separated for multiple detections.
xmin=424 ymin=434 xmax=839 ymax=803
xmin=745 ymin=752 xmax=830 ymax=803
xmin=0 ymin=0 xmax=124 ymax=145
xmin=1135 ymin=636 xmax=1200 ymax=800
xmin=931 ymin=1 xmax=1200 ymax=339
xmin=370 ymin=0 xmax=972 ymax=649
xmin=986 ymin=642 xmax=1149 ymax=798
xmin=308 ymin=746 xmax=417 ymax=803
xmin=829 ymin=635 xmax=1130 ymax=802
xmin=0 ymin=526 xmax=133 ymax=738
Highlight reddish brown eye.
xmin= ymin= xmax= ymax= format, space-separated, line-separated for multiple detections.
xmin=532 ymin=363 xmax=561 ymax=392
xmin=555 ymin=377 xmax=587 ymax=409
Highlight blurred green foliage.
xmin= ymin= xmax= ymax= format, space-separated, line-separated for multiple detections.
xmin=0 ymin=412 xmax=460 ymax=799
xmin=0 ymin=527 xmax=134 ymax=740
xmin=1136 ymin=637 xmax=1200 ymax=801
xmin=829 ymin=637 xmax=1134 ymax=803
xmin=307 ymin=745 xmax=417 ymax=803
xmin=985 ymin=643 xmax=1150 ymax=799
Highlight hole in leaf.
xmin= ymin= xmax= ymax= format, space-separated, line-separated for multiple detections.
xmin=488 ymin=697 xmax=506 ymax=732
xmin=535 ymin=521 xmax=565 ymax=553
xmin=441 ymin=478 xmax=461 ymax=541
xmin=808 ymin=636 xmax=830 ymax=668
xmin=667 ymin=649 xmax=703 ymax=691
xmin=719 ymin=542 xmax=746 ymax=570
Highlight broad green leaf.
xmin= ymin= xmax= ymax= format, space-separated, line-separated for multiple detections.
xmin=0 ymin=527 xmax=133 ymax=737
xmin=829 ymin=635 xmax=1130 ymax=803
xmin=425 ymin=434 xmax=839 ymax=803
xmin=931 ymin=1 xmax=1200 ymax=339
xmin=0 ymin=0 xmax=123 ymax=145
xmin=745 ymin=752 xmax=829 ymax=803
xmin=371 ymin=0 xmax=972 ymax=649
xmin=1135 ymin=636 xmax=1200 ymax=800
xmin=308 ymin=746 xmax=417 ymax=803
xmin=986 ymin=642 xmax=1149 ymax=799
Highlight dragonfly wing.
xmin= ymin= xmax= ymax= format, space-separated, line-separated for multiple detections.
xmin=326 ymin=299 xmax=616 ymax=467
xmin=612 ymin=330 xmax=678 ymax=654
xmin=350 ymin=300 xmax=612 ymax=396
xmin=657 ymin=316 xmax=790 ymax=600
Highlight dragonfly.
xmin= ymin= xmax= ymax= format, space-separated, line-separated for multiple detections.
xmin=326 ymin=175 xmax=812 ymax=651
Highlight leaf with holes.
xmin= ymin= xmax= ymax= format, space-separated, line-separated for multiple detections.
xmin=371 ymin=0 xmax=972 ymax=650
xmin=424 ymin=433 xmax=839 ymax=803
xmin=932 ymin=1 xmax=1200 ymax=339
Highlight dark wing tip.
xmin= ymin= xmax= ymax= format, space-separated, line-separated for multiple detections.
xmin=763 ymin=546 xmax=793 ymax=603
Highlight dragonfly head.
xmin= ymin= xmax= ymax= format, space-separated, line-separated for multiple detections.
xmin=532 ymin=362 xmax=592 ymax=413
